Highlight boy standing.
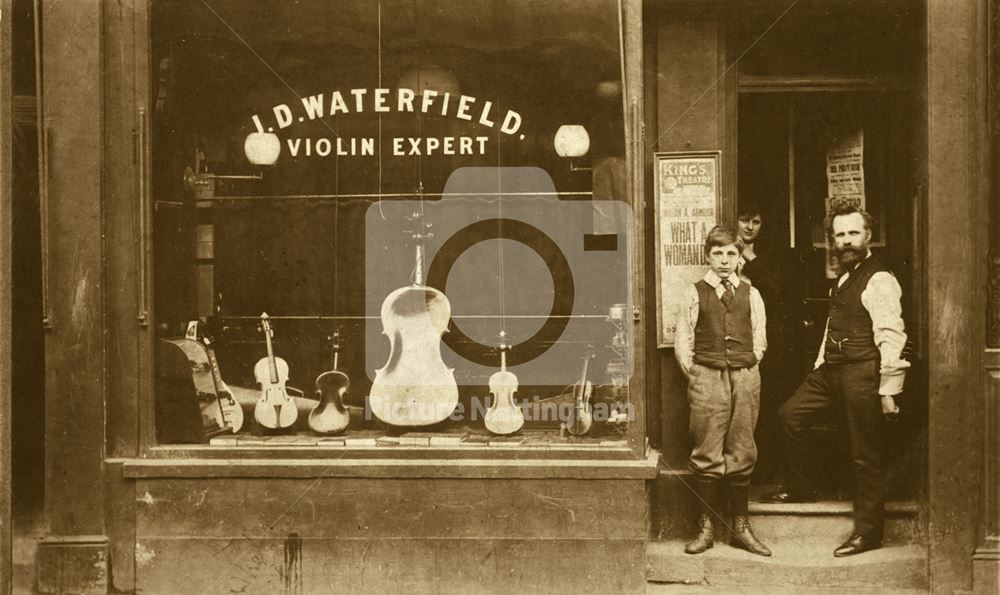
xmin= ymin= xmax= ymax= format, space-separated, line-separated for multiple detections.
xmin=674 ymin=226 xmax=771 ymax=556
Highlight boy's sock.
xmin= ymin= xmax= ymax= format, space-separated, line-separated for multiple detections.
xmin=727 ymin=481 xmax=750 ymax=515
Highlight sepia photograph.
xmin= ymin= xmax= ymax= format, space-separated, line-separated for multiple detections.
xmin=0 ymin=0 xmax=997 ymax=593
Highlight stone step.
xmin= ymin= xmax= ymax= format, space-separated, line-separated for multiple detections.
xmin=744 ymin=500 xmax=922 ymax=545
xmin=646 ymin=584 xmax=928 ymax=594
xmin=655 ymin=496 xmax=921 ymax=544
xmin=645 ymin=540 xmax=928 ymax=590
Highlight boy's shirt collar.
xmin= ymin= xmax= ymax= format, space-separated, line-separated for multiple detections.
xmin=703 ymin=270 xmax=741 ymax=288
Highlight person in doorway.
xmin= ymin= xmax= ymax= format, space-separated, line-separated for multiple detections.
xmin=737 ymin=203 xmax=784 ymax=328
xmin=764 ymin=200 xmax=909 ymax=557
xmin=675 ymin=226 xmax=771 ymax=557
xmin=736 ymin=202 xmax=803 ymax=485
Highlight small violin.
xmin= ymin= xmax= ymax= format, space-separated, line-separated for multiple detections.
xmin=563 ymin=350 xmax=594 ymax=437
xmin=253 ymin=312 xmax=298 ymax=429
xmin=484 ymin=333 xmax=523 ymax=435
xmin=308 ymin=331 xmax=351 ymax=435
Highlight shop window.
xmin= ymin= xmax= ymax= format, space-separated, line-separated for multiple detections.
xmin=149 ymin=0 xmax=635 ymax=451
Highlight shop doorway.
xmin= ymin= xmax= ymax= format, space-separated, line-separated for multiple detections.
xmin=737 ymin=89 xmax=924 ymax=499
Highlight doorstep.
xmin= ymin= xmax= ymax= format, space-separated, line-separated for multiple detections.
xmin=645 ymin=540 xmax=927 ymax=590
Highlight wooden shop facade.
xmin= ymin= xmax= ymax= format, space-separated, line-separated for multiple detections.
xmin=0 ymin=0 xmax=997 ymax=593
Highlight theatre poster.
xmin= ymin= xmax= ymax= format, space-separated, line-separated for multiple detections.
xmin=653 ymin=151 xmax=721 ymax=348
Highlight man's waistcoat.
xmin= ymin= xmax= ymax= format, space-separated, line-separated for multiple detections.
xmin=692 ymin=279 xmax=757 ymax=369
xmin=825 ymin=255 xmax=892 ymax=363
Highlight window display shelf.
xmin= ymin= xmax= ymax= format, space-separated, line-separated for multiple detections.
xmin=210 ymin=428 xmax=629 ymax=450
xmin=146 ymin=428 xmax=638 ymax=461
xmin=117 ymin=448 xmax=660 ymax=480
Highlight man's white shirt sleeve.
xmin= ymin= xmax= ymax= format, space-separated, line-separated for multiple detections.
xmin=861 ymin=271 xmax=910 ymax=395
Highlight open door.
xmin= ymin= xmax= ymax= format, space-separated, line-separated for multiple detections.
xmin=737 ymin=88 xmax=922 ymax=498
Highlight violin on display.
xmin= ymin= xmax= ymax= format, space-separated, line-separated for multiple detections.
xmin=369 ymin=211 xmax=459 ymax=427
xmin=253 ymin=312 xmax=298 ymax=429
xmin=201 ymin=334 xmax=245 ymax=433
xmin=156 ymin=321 xmax=241 ymax=441
xmin=563 ymin=350 xmax=594 ymax=437
xmin=484 ymin=333 xmax=523 ymax=435
xmin=308 ymin=331 xmax=351 ymax=435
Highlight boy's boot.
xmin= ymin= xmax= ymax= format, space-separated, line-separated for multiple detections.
xmin=684 ymin=477 xmax=720 ymax=554
xmin=728 ymin=482 xmax=772 ymax=556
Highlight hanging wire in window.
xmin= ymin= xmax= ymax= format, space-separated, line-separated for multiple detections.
xmin=650 ymin=0 xmax=800 ymax=150
xmin=496 ymin=101 xmax=506 ymax=341
xmin=198 ymin=1 xmax=344 ymax=146
xmin=377 ymin=0 xmax=386 ymax=220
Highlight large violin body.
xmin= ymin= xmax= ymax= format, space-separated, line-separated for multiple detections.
xmin=253 ymin=313 xmax=298 ymax=429
xmin=308 ymin=334 xmax=351 ymax=435
xmin=369 ymin=217 xmax=459 ymax=428
xmin=369 ymin=284 xmax=459 ymax=427
xmin=485 ymin=340 xmax=523 ymax=435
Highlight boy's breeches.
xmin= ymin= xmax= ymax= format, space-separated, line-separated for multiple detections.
xmin=687 ymin=363 xmax=761 ymax=483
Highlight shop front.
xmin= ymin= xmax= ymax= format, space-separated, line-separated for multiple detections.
xmin=2 ymin=0 xmax=998 ymax=593
xmin=21 ymin=0 xmax=656 ymax=592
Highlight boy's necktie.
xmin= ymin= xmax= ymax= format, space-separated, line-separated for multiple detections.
xmin=721 ymin=279 xmax=734 ymax=308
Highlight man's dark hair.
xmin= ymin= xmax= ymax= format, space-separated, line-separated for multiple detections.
xmin=824 ymin=198 xmax=874 ymax=240
xmin=703 ymin=225 xmax=743 ymax=255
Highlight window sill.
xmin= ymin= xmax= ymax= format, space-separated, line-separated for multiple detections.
xmin=115 ymin=449 xmax=660 ymax=480
xmin=143 ymin=428 xmax=640 ymax=460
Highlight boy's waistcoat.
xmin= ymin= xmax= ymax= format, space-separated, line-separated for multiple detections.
xmin=693 ymin=279 xmax=757 ymax=369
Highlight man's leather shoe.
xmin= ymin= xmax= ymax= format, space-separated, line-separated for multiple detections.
xmin=760 ymin=489 xmax=817 ymax=503
xmin=833 ymin=534 xmax=882 ymax=557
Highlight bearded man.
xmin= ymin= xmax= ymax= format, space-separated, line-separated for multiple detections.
xmin=763 ymin=201 xmax=909 ymax=557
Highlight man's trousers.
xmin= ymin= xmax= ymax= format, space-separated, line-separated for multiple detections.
xmin=778 ymin=359 xmax=887 ymax=538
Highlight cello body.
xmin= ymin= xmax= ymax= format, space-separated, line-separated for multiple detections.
xmin=369 ymin=284 xmax=459 ymax=427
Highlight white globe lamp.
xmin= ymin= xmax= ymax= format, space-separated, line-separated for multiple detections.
xmin=244 ymin=132 xmax=281 ymax=166
xmin=553 ymin=125 xmax=590 ymax=158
